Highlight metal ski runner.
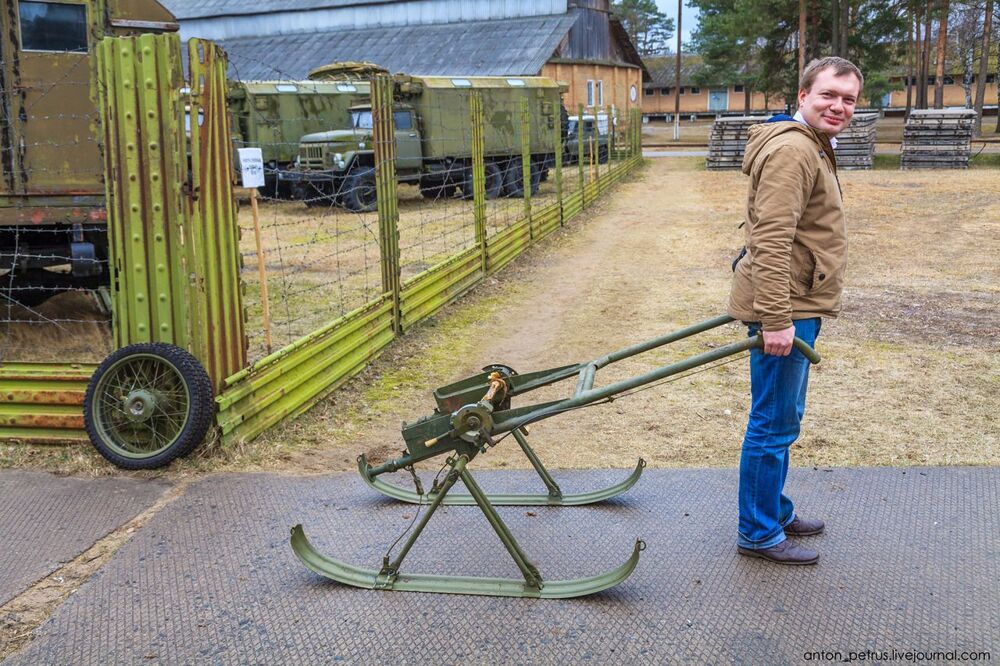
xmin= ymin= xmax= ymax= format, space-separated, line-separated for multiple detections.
xmin=291 ymin=314 xmax=820 ymax=598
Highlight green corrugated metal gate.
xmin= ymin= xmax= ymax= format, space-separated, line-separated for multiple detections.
xmin=4 ymin=37 xmax=643 ymax=451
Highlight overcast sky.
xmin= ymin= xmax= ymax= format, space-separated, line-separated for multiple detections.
xmin=653 ymin=1 xmax=700 ymax=46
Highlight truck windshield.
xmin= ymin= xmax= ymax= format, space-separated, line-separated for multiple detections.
xmin=351 ymin=110 xmax=373 ymax=129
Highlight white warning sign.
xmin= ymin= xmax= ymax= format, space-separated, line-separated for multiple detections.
xmin=237 ymin=148 xmax=265 ymax=188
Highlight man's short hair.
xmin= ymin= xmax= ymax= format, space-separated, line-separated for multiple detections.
xmin=799 ymin=57 xmax=864 ymax=92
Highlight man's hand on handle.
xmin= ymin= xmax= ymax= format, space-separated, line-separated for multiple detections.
xmin=762 ymin=326 xmax=795 ymax=356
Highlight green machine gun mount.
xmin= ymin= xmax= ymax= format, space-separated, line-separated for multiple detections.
xmin=291 ymin=314 xmax=820 ymax=598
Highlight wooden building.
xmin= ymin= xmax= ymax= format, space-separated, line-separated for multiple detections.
xmin=163 ymin=0 xmax=649 ymax=113
xmin=642 ymin=55 xmax=999 ymax=118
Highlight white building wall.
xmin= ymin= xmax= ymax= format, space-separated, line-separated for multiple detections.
xmin=179 ymin=0 xmax=568 ymax=41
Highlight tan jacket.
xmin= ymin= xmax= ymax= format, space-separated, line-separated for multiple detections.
xmin=727 ymin=121 xmax=848 ymax=331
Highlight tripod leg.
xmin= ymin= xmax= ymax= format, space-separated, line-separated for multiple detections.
xmin=512 ymin=428 xmax=562 ymax=498
xmin=460 ymin=467 xmax=543 ymax=590
xmin=379 ymin=454 xmax=468 ymax=582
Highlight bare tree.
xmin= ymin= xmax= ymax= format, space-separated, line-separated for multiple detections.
xmin=799 ymin=0 xmax=807 ymax=79
xmin=832 ymin=0 xmax=841 ymax=56
xmin=974 ymin=0 xmax=994 ymax=135
xmin=921 ymin=0 xmax=933 ymax=108
xmin=933 ymin=0 xmax=950 ymax=108
xmin=841 ymin=0 xmax=851 ymax=55
xmin=907 ymin=5 xmax=915 ymax=118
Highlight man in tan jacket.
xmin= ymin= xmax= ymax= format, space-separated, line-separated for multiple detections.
xmin=728 ymin=57 xmax=862 ymax=565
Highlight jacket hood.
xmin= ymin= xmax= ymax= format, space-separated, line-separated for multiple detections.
xmin=741 ymin=121 xmax=821 ymax=175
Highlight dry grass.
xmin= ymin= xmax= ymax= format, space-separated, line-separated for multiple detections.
xmin=0 ymin=291 xmax=112 ymax=363
xmin=239 ymin=159 xmax=600 ymax=360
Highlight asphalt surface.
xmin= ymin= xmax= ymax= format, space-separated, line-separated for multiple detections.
xmin=0 ymin=471 xmax=169 ymax=605
xmin=3 ymin=466 xmax=997 ymax=664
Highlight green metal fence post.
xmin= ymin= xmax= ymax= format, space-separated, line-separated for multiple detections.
xmin=470 ymin=92 xmax=488 ymax=275
xmin=634 ymin=108 xmax=642 ymax=159
xmin=553 ymin=97 xmax=564 ymax=226
xmin=373 ymin=74 xmax=402 ymax=334
xmin=520 ymin=98 xmax=533 ymax=239
xmin=96 ymin=34 xmax=246 ymax=392
xmin=577 ymin=103 xmax=586 ymax=207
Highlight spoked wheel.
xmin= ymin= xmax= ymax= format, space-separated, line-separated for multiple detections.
xmin=84 ymin=343 xmax=214 ymax=469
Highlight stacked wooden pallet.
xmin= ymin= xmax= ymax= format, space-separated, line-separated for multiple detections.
xmin=706 ymin=116 xmax=767 ymax=170
xmin=833 ymin=113 xmax=877 ymax=170
xmin=902 ymin=109 xmax=976 ymax=169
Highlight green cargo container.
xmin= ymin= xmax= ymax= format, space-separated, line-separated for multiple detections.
xmin=228 ymin=80 xmax=370 ymax=196
xmin=394 ymin=75 xmax=560 ymax=159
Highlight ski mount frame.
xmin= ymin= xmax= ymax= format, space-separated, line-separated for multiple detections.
xmin=291 ymin=314 xmax=820 ymax=598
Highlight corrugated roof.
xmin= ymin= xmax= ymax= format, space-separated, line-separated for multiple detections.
xmin=165 ymin=0 xmax=400 ymax=20
xmin=643 ymin=55 xmax=706 ymax=87
xmin=219 ymin=14 xmax=578 ymax=80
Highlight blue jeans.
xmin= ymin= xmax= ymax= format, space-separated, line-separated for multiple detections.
xmin=737 ymin=318 xmax=821 ymax=549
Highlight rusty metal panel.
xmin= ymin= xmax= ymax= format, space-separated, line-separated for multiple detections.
xmin=399 ymin=248 xmax=483 ymax=330
xmin=0 ymin=362 xmax=95 ymax=443
xmin=215 ymin=298 xmax=394 ymax=443
xmin=96 ymin=33 xmax=245 ymax=392
xmin=95 ymin=32 xmax=188 ymax=348
xmin=485 ymin=219 xmax=531 ymax=273
xmin=185 ymin=38 xmax=247 ymax=389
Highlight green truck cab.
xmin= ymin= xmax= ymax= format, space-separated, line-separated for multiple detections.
xmin=0 ymin=0 xmax=178 ymax=305
xmin=286 ymin=74 xmax=565 ymax=212
xmin=227 ymin=79 xmax=371 ymax=198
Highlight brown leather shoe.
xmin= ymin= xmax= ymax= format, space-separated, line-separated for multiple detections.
xmin=784 ymin=516 xmax=825 ymax=536
xmin=738 ymin=540 xmax=819 ymax=565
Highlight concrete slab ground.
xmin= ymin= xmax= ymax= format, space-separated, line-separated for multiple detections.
xmin=4 ymin=466 xmax=996 ymax=664
xmin=0 ymin=471 xmax=170 ymax=606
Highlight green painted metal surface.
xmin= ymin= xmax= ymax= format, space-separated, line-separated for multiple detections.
xmin=520 ymin=99 xmax=533 ymax=238
xmin=185 ymin=39 xmax=247 ymax=390
xmin=291 ymin=449 xmax=645 ymax=598
xmin=95 ymin=34 xmax=245 ymax=393
xmin=372 ymin=74 xmax=402 ymax=334
xmin=0 ymin=363 xmax=96 ymax=443
xmin=96 ymin=33 xmax=188 ymax=350
xmin=216 ymin=298 xmax=394 ymax=441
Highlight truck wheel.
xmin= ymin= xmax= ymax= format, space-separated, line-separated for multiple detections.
xmin=302 ymin=183 xmax=335 ymax=208
xmin=502 ymin=160 xmax=540 ymax=197
xmin=84 ymin=343 xmax=214 ymax=470
xmin=419 ymin=179 xmax=457 ymax=200
xmin=458 ymin=163 xmax=503 ymax=200
xmin=342 ymin=169 xmax=378 ymax=212
xmin=501 ymin=160 xmax=524 ymax=197
xmin=598 ymin=145 xmax=610 ymax=164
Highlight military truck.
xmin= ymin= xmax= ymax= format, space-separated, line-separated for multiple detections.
xmin=0 ymin=0 xmax=178 ymax=305
xmin=228 ymin=67 xmax=375 ymax=198
xmin=563 ymin=114 xmax=611 ymax=166
xmin=285 ymin=75 xmax=564 ymax=212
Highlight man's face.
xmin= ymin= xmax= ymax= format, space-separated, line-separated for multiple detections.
xmin=797 ymin=67 xmax=861 ymax=136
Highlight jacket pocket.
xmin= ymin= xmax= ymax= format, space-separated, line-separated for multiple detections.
xmin=809 ymin=250 xmax=828 ymax=294
xmin=789 ymin=244 xmax=815 ymax=296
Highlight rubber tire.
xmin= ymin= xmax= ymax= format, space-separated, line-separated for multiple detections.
xmin=341 ymin=169 xmax=377 ymax=212
xmin=598 ymin=145 xmax=610 ymax=164
xmin=458 ymin=162 xmax=504 ymax=200
xmin=503 ymin=160 xmax=540 ymax=197
xmin=419 ymin=179 xmax=457 ymax=200
xmin=300 ymin=182 xmax=335 ymax=208
xmin=84 ymin=342 xmax=214 ymax=470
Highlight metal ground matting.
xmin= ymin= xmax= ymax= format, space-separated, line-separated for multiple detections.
xmin=7 ymin=467 xmax=998 ymax=664
xmin=0 ymin=471 xmax=170 ymax=606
